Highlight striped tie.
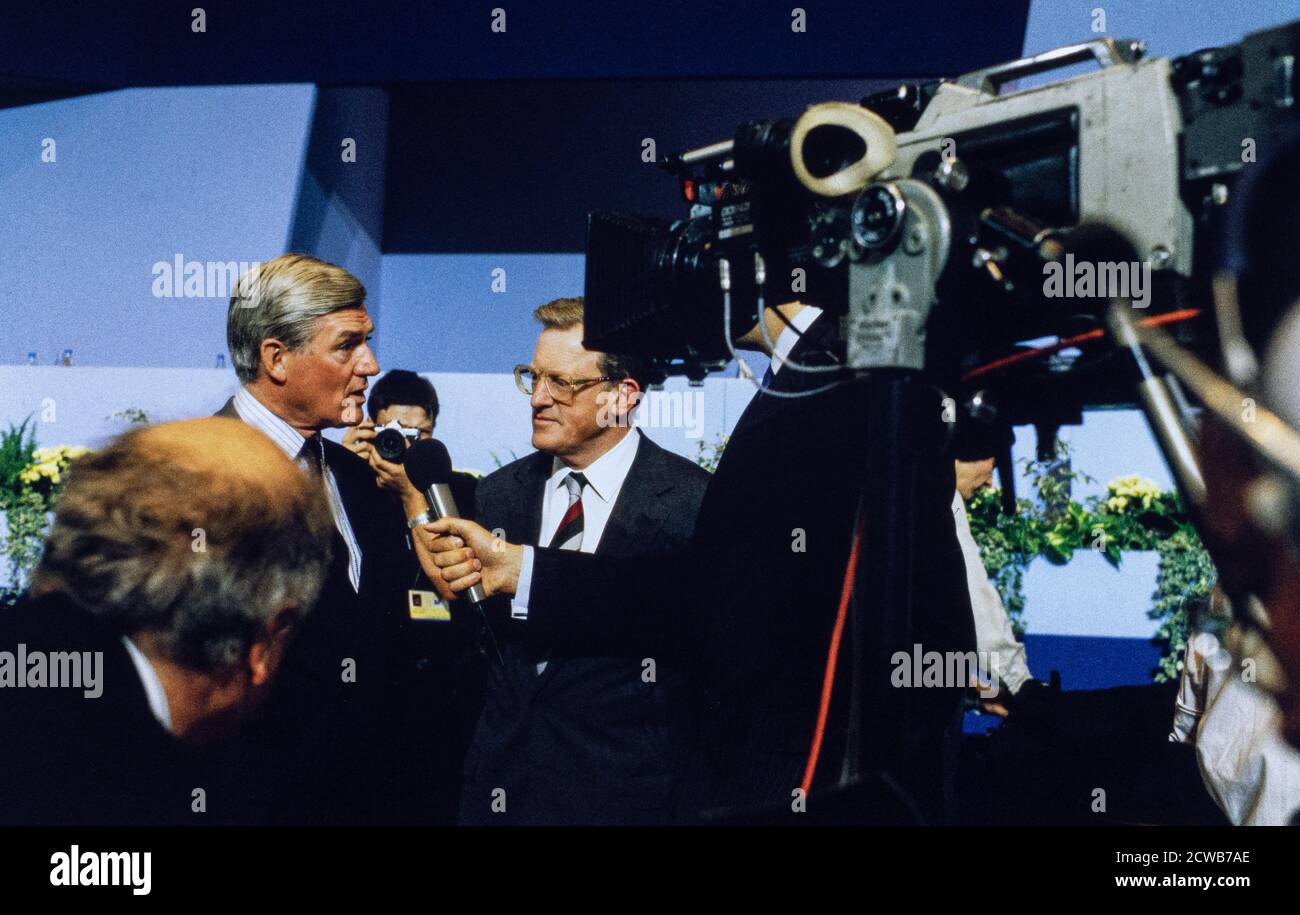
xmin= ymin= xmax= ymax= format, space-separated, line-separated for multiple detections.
xmin=547 ymin=472 xmax=588 ymax=550
xmin=537 ymin=471 xmax=587 ymax=675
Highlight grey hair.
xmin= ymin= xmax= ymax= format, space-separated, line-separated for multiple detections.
xmin=33 ymin=428 xmax=334 ymax=672
xmin=227 ymin=253 xmax=367 ymax=384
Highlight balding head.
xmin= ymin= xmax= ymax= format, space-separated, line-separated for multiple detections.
xmin=134 ymin=417 xmax=306 ymax=510
xmin=34 ymin=418 xmax=333 ymax=673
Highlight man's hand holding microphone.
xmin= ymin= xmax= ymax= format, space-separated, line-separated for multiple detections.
xmin=401 ymin=439 xmax=522 ymax=604
xmin=415 ymin=518 xmax=522 ymax=601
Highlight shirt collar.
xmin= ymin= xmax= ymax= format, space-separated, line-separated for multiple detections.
xmin=549 ymin=428 xmax=641 ymax=504
xmin=769 ymin=306 xmax=824 ymax=376
xmin=121 ymin=636 xmax=172 ymax=733
xmin=232 ymin=386 xmax=310 ymax=460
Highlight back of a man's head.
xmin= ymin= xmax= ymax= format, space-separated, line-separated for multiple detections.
xmin=33 ymin=417 xmax=333 ymax=674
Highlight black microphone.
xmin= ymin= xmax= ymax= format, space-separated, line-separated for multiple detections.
xmin=404 ymin=439 xmax=489 ymax=605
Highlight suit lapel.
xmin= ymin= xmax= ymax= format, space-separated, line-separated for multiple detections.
xmin=499 ymin=453 xmax=555 ymax=694
xmin=318 ymin=442 xmax=372 ymax=595
xmin=514 ymin=452 xmax=551 ymax=547
xmin=591 ymin=435 xmax=673 ymax=556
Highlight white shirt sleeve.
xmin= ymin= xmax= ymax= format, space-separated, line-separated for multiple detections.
xmin=1175 ymin=628 xmax=1300 ymax=825
xmin=1170 ymin=639 xmax=1206 ymax=744
xmin=510 ymin=545 xmax=535 ymax=620
xmin=951 ymin=491 xmax=1033 ymax=695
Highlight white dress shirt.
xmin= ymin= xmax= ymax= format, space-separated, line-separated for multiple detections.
xmin=951 ymin=490 xmax=1033 ymax=694
xmin=768 ymin=306 xmax=824 ymax=377
xmin=511 ymin=429 xmax=642 ymax=620
xmin=121 ymin=636 xmax=171 ymax=732
xmin=233 ymin=386 xmax=363 ymax=592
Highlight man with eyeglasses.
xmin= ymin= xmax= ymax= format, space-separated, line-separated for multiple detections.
xmin=419 ymin=297 xmax=976 ymax=825
xmin=440 ymin=296 xmax=709 ymax=825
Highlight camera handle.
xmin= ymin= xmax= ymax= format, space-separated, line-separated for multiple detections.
xmin=955 ymin=37 xmax=1146 ymax=95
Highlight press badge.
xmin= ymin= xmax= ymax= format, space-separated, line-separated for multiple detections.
xmin=408 ymin=589 xmax=452 ymax=621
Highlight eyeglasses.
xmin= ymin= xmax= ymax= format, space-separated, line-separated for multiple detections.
xmin=514 ymin=364 xmax=617 ymax=403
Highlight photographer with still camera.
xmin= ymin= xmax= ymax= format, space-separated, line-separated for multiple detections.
xmin=344 ymin=367 xmax=485 ymax=823
xmin=342 ymin=368 xmax=478 ymax=520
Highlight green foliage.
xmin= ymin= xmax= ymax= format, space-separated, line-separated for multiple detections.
xmin=488 ymin=449 xmax=519 ymax=470
xmin=0 ymin=415 xmax=38 ymax=506
xmin=967 ymin=442 xmax=1214 ymax=682
xmin=1151 ymin=531 xmax=1217 ymax=681
xmin=1 ymin=491 xmax=49 ymax=607
xmin=694 ymin=434 xmax=729 ymax=474
xmin=0 ymin=428 xmax=89 ymax=607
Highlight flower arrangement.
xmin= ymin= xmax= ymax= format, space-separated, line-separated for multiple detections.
xmin=1 ymin=420 xmax=91 ymax=606
xmin=17 ymin=445 xmax=89 ymax=493
xmin=966 ymin=445 xmax=1215 ymax=681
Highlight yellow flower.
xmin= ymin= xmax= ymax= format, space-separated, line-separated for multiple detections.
xmin=19 ymin=461 xmax=60 ymax=486
xmin=1104 ymin=476 xmax=1162 ymax=512
xmin=64 ymin=445 xmax=90 ymax=460
xmin=1108 ymin=476 xmax=1160 ymax=497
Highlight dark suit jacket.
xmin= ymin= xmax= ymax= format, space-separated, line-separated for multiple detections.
xmin=0 ymin=592 xmax=202 ymax=825
xmin=213 ymin=395 xmax=424 ymax=824
xmin=459 ymin=431 xmax=709 ymax=825
xmin=526 ymin=316 xmax=976 ymax=823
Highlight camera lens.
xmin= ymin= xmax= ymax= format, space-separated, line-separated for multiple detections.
xmin=374 ymin=428 xmax=408 ymax=463
xmin=852 ymin=182 xmax=907 ymax=249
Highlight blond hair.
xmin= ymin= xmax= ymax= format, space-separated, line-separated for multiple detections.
xmin=532 ymin=296 xmax=585 ymax=329
xmin=531 ymin=296 xmax=648 ymax=388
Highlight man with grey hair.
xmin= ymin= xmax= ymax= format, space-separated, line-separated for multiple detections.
xmin=216 ymin=253 xmax=424 ymax=824
xmin=0 ymin=418 xmax=333 ymax=825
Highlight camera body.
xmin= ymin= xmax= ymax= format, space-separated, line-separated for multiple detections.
xmin=583 ymin=21 xmax=1300 ymax=430
xmin=373 ymin=420 xmax=418 ymax=463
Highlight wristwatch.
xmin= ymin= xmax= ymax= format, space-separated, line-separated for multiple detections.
xmin=406 ymin=511 xmax=433 ymax=529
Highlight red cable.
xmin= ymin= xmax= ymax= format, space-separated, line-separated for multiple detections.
xmin=961 ymin=309 xmax=1201 ymax=382
xmin=800 ymin=515 xmax=864 ymax=795
xmin=798 ymin=307 xmax=1201 ymax=795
